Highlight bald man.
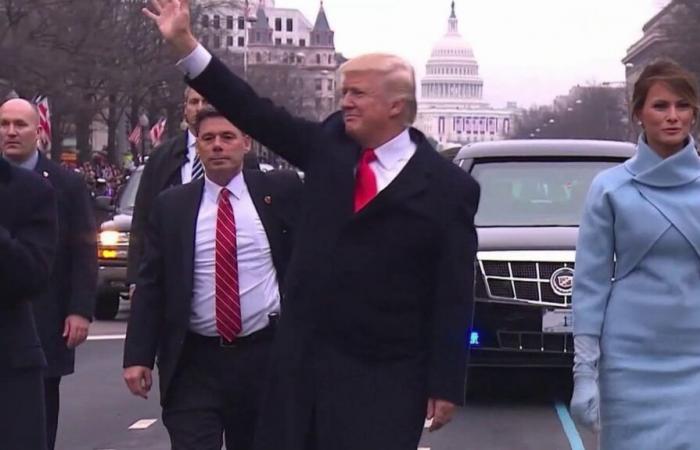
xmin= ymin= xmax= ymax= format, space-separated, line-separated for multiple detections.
xmin=0 ymin=100 xmax=58 ymax=450
xmin=0 ymin=99 xmax=97 ymax=449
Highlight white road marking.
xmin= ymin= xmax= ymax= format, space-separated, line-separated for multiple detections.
xmin=424 ymin=419 xmax=433 ymax=428
xmin=418 ymin=447 xmax=431 ymax=450
xmin=128 ymin=419 xmax=158 ymax=430
xmin=87 ymin=334 xmax=126 ymax=341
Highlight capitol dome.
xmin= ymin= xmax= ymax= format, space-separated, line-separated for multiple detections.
xmin=430 ymin=35 xmax=475 ymax=60
xmin=416 ymin=1 xmax=516 ymax=146
xmin=421 ymin=1 xmax=483 ymax=103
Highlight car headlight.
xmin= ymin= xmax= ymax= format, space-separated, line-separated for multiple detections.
xmin=99 ymin=230 xmax=129 ymax=246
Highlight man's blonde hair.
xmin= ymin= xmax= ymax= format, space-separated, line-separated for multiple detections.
xmin=340 ymin=53 xmax=417 ymax=125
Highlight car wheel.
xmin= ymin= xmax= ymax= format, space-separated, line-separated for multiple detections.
xmin=94 ymin=289 xmax=120 ymax=320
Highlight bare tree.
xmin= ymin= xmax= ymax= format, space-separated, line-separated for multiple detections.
xmin=514 ymin=86 xmax=628 ymax=141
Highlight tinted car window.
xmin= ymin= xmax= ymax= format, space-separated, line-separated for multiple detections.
xmin=471 ymin=160 xmax=619 ymax=227
xmin=117 ymin=169 xmax=143 ymax=215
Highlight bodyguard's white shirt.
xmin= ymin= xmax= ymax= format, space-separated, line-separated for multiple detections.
xmin=180 ymin=131 xmax=197 ymax=184
xmin=177 ymin=44 xmax=417 ymax=188
xmin=190 ymin=172 xmax=280 ymax=337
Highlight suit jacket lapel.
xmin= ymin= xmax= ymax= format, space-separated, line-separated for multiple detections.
xmin=180 ymin=179 xmax=204 ymax=301
xmin=0 ymin=158 xmax=10 ymax=184
xmin=163 ymin=132 xmax=188 ymax=187
xmin=244 ymin=170 xmax=283 ymax=261
xmin=355 ymin=137 xmax=431 ymax=219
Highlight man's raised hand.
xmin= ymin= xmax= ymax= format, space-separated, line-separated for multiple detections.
xmin=142 ymin=0 xmax=199 ymax=57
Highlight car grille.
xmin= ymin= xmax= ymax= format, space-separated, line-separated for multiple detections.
xmin=498 ymin=330 xmax=574 ymax=353
xmin=478 ymin=259 xmax=575 ymax=307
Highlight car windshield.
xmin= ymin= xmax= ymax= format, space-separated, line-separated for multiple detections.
xmin=470 ymin=160 xmax=620 ymax=227
xmin=116 ymin=169 xmax=143 ymax=215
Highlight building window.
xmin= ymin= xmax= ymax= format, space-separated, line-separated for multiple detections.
xmin=213 ymin=35 xmax=221 ymax=48
xmin=227 ymin=36 xmax=234 ymax=47
xmin=238 ymin=37 xmax=245 ymax=47
xmin=275 ymin=38 xmax=282 ymax=46
xmin=202 ymin=35 xmax=210 ymax=47
xmin=213 ymin=15 xmax=220 ymax=29
xmin=256 ymin=52 xmax=262 ymax=63
xmin=299 ymin=39 xmax=306 ymax=47
xmin=315 ymin=79 xmax=322 ymax=91
xmin=327 ymin=79 xmax=334 ymax=91
xmin=286 ymin=18 xmax=293 ymax=31
xmin=286 ymin=38 xmax=293 ymax=45
xmin=238 ymin=17 xmax=245 ymax=30
xmin=201 ymin=15 xmax=209 ymax=28
xmin=328 ymin=54 xmax=332 ymax=64
xmin=227 ymin=16 xmax=234 ymax=29
xmin=275 ymin=18 xmax=282 ymax=31
xmin=316 ymin=54 xmax=321 ymax=64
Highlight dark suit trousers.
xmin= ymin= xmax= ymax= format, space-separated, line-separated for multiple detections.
xmin=44 ymin=376 xmax=61 ymax=450
xmin=162 ymin=332 xmax=272 ymax=450
xmin=0 ymin=367 xmax=47 ymax=450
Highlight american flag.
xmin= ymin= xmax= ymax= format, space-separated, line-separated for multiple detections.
xmin=128 ymin=124 xmax=142 ymax=146
xmin=33 ymin=96 xmax=52 ymax=153
xmin=149 ymin=118 xmax=167 ymax=146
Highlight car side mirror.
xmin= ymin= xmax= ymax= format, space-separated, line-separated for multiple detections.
xmin=95 ymin=196 xmax=115 ymax=212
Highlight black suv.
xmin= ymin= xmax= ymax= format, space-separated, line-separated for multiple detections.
xmin=94 ymin=166 xmax=143 ymax=320
xmin=455 ymin=139 xmax=635 ymax=368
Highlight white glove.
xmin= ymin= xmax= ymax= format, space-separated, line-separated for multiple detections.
xmin=570 ymin=334 xmax=601 ymax=432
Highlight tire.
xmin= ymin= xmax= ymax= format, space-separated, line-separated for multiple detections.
xmin=94 ymin=289 xmax=120 ymax=320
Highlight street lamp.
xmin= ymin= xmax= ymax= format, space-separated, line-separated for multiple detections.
xmin=139 ymin=113 xmax=149 ymax=160
xmin=242 ymin=0 xmax=258 ymax=79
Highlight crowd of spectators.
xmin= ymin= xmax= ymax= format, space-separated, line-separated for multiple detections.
xmin=61 ymin=154 xmax=133 ymax=200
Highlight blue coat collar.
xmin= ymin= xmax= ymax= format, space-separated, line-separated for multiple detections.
xmin=625 ymin=134 xmax=700 ymax=187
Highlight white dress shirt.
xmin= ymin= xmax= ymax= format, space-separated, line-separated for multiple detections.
xmin=177 ymin=44 xmax=212 ymax=79
xmin=180 ymin=131 xmax=197 ymax=184
xmin=190 ymin=172 xmax=280 ymax=337
xmin=177 ymin=44 xmax=417 ymax=189
xmin=370 ymin=129 xmax=416 ymax=192
xmin=4 ymin=150 xmax=40 ymax=170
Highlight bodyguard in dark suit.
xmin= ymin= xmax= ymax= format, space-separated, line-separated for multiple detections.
xmin=126 ymin=87 xmax=207 ymax=288
xmin=1 ymin=98 xmax=97 ymax=449
xmin=145 ymin=4 xmax=480 ymax=450
xmin=123 ymin=108 xmax=302 ymax=450
xmin=127 ymin=87 xmax=261 ymax=290
xmin=0 ymin=110 xmax=57 ymax=449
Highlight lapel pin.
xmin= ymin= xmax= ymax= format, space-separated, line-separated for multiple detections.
xmin=264 ymin=195 xmax=272 ymax=205
xmin=42 ymin=171 xmax=49 ymax=178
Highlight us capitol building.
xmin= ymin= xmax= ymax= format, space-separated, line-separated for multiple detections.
xmin=416 ymin=2 xmax=518 ymax=145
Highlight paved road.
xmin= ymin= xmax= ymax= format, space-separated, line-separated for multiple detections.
xmin=55 ymin=315 xmax=597 ymax=450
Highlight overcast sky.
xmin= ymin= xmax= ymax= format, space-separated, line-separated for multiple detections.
xmin=279 ymin=0 xmax=668 ymax=107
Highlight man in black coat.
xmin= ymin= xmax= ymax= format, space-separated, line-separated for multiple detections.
xmin=145 ymin=3 xmax=480 ymax=450
xmin=123 ymin=108 xmax=302 ymax=450
xmin=127 ymin=87 xmax=260 ymax=291
xmin=0 ymin=123 xmax=57 ymax=448
xmin=1 ymin=98 xmax=97 ymax=449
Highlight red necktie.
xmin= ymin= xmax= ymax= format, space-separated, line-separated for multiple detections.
xmin=354 ymin=148 xmax=377 ymax=212
xmin=215 ymin=188 xmax=241 ymax=342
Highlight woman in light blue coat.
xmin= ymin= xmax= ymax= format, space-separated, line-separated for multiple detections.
xmin=571 ymin=60 xmax=700 ymax=450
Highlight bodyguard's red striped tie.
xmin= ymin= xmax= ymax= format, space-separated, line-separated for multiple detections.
xmin=216 ymin=188 xmax=241 ymax=342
